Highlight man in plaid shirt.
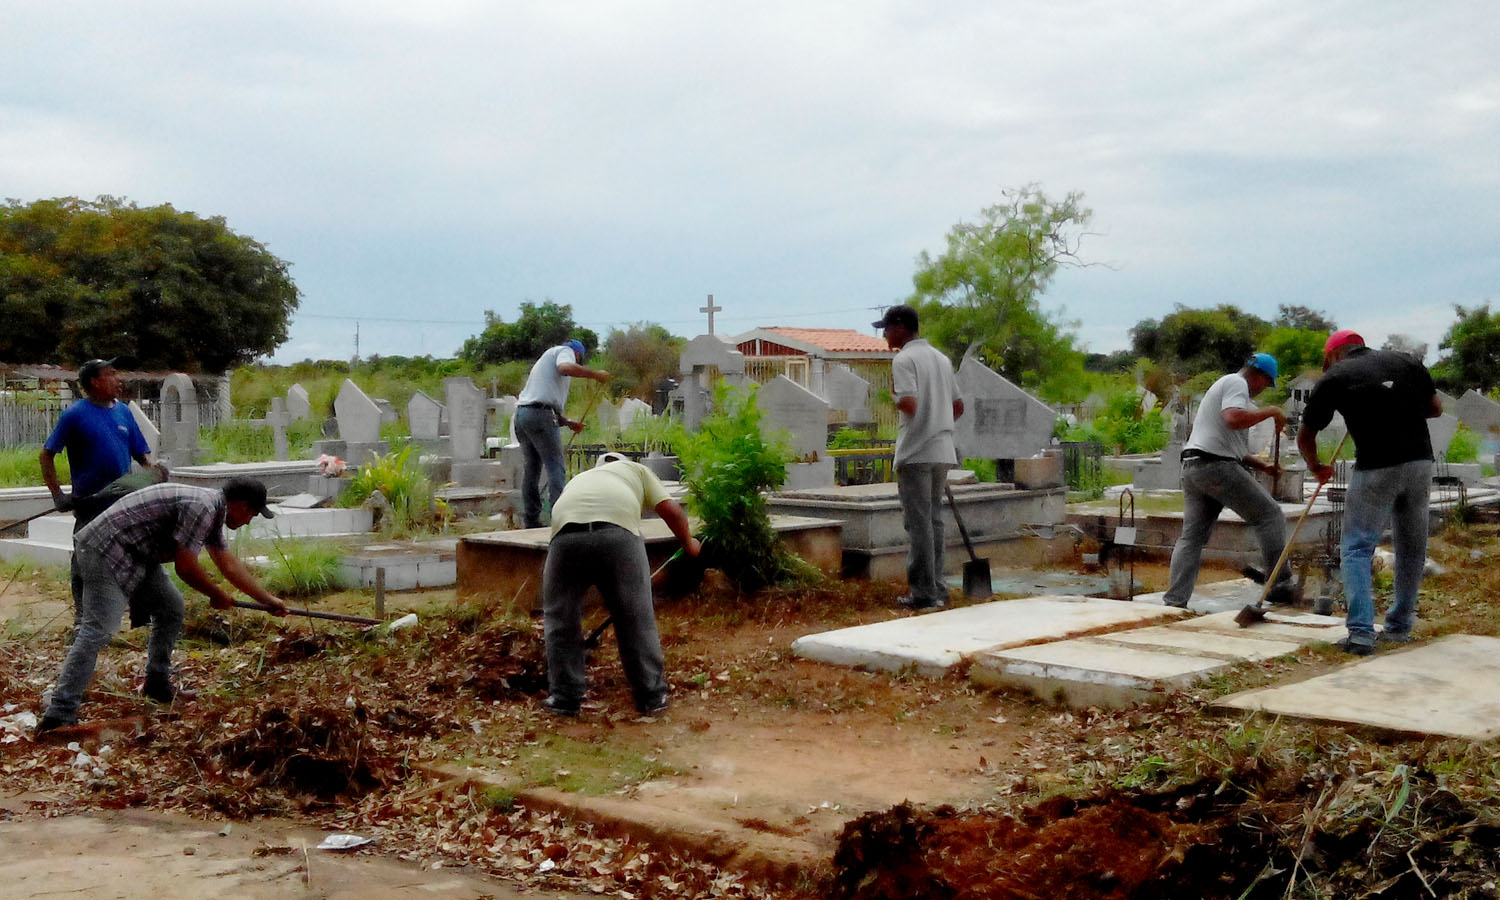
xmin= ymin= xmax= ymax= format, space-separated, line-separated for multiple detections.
xmin=38 ymin=478 xmax=289 ymax=732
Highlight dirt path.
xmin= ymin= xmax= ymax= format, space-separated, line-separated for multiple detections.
xmin=0 ymin=794 xmax=579 ymax=899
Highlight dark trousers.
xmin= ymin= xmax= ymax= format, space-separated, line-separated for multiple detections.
xmin=542 ymin=525 xmax=667 ymax=711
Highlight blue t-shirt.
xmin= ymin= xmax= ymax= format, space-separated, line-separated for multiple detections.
xmin=43 ymin=400 xmax=151 ymax=498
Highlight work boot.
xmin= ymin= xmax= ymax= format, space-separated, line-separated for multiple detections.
xmin=1335 ymin=637 xmax=1374 ymax=657
xmin=637 ymin=695 xmax=670 ymax=718
xmin=898 ymin=595 xmax=945 ymax=613
xmin=141 ymin=674 xmax=194 ymax=705
xmin=34 ymin=713 xmax=70 ymax=736
xmin=541 ymin=696 xmax=580 ymax=717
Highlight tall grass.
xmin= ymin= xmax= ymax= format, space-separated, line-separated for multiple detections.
xmin=198 ymin=420 xmax=322 ymax=463
xmin=0 ymin=446 xmax=68 ymax=488
xmin=338 ymin=446 xmax=438 ymax=536
xmin=260 ymin=539 xmax=350 ymax=597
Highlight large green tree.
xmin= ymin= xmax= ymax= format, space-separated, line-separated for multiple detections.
xmin=459 ymin=300 xmax=597 ymax=366
xmin=0 ymin=196 xmax=299 ymax=371
xmin=907 ymin=185 xmax=1095 ymax=400
xmin=1433 ymin=304 xmax=1500 ymax=391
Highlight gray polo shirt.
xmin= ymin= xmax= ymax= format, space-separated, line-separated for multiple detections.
xmin=892 ymin=338 xmax=960 ymax=466
xmin=1184 ymin=372 xmax=1253 ymax=461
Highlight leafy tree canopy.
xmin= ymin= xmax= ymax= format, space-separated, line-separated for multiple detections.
xmin=1260 ymin=326 xmax=1328 ymax=379
xmin=0 ymin=196 xmax=299 ymax=371
xmin=459 ymin=300 xmax=598 ymax=366
xmin=1272 ymin=304 xmax=1336 ymax=332
xmin=907 ymin=185 xmax=1096 ymax=400
xmin=1129 ymin=304 xmax=1270 ymax=376
xmin=1433 ymin=304 xmax=1500 ymax=391
xmin=600 ymin=322 xmax=683 ymax=400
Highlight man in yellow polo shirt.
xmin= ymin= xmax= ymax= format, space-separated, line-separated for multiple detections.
xmin=541 ymin=452 xmax=700 ymax=717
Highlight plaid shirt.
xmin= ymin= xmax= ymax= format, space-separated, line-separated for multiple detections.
xmin=75 ymin=483 xmax=228 ymax=596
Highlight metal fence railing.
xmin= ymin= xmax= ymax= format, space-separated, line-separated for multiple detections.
xmin=1060 ymin=440 xmax=1105 ymax=492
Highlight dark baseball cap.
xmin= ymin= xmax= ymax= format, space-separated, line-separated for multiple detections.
xmin=871 ymin=304 xmax=919 ymax=331
xmin=223 ymin=478 xmax=276 ymax=518
xmin=77 ymin=358 xmax=117 ymax=389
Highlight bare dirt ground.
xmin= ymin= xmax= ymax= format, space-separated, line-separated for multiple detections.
xmin=5 ymin=534 xmax=1500 ymax=898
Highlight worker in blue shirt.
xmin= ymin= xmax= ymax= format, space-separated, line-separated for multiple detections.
xmin=40 ymin=359 xmax=158 ymax=622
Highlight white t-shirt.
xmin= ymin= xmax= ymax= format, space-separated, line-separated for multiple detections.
xmin=517 ymin=345 xmax=578 ymax=411
xmin=1184 ymin=372 xmax=1253 ymax=461
xmin=892 ymin=338 xmax=960 ymax=466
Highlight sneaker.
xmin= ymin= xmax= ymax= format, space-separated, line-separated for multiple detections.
xmin=637 ymin=696 xmax=670 ymax=717
xmin=541 ymin=696 xmax=580 ymax=717
xmin=898 ymin=595 xmax=946 ymax=613
xmin=1162 ymin=599 xmax=1190 ymax=609
xmin=1335 ymin=637 xmax=1374 ymax=657
xmin=1377 ymin=630 xmax=1413 ymax=644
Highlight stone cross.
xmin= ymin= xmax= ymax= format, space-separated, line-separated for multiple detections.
xmin=266 ymin=397 xmax=292 ymax=461
xmin=699 ymin=294 xmax=722 ymax=335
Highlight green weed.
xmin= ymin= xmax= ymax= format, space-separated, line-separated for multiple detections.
xmin=339 ymin=446 xmax=438 ymax=536
xmin=0 ymin=445 xmax=67 ymax=488
xmin=260 ymin=539 xmax=349 ymax=597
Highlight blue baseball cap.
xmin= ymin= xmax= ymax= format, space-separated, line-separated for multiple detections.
xmin=565 ymin=339 xmax=586 ymax=360
xmin=1247 ymin=352 xmax=1278 ymax=384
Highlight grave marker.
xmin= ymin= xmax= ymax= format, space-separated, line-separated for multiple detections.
xmin=266 ymin=397 xmax=292 ymax=461
xmin=407 ymin=390 xmax=445 ymax=440
xmin=953 ymin=357 xmax=1056 ymax=461
xmin=158 ymin=373 xmax=201 ymax=467
xmin=286 ymin=383 xmax=312 ymax=421
xmin=759 ymin=375 xmax=833 ymax=489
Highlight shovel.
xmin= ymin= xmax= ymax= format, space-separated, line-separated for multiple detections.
xmin=944 ymin=483 xmax=992 ymax=600
xmin=1235 ymin=433 xmax=1348 ymax=627
xmin=584 ymin=547 xmax=685 ymax=649
xmin=566 ymin=380 xmax=609 ymax=451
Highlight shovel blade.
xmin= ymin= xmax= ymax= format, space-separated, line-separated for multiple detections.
xmin=962 ymin=559 xmax=992 ymax=600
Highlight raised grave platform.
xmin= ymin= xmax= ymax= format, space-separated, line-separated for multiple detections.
xmin=168 ymin=460 xmax=320 ymax=496
xmin=1215 ymin=634 xmax=1500 ymax=739
xmin=457 ymin=515 xmax=843 ymax=609
xmin=767 ymin=481 xmax=1070 ymax=580
xmin=790 ymin=596 xmax=1188 ymax=676
xmin=341 ymin=539 xmax=458 ymax=590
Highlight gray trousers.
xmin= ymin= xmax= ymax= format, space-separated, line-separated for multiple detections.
xmin=515 ymin=405 xmax=568 ymax=529
xmin=1164 ymin=458 xmax=1290 ymax=607
xmin=896 ymin=463 xmax=951 ymax=605
xmin=45 ymin=551 xmax=184 ymax=724
xmin=542 ymin=525 xmax=667 ymax=710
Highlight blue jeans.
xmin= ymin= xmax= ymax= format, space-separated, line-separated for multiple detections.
xmin=1164 ymin=458 xmax=1289 ymax=607
xmin=44 ymin=551 xmax=184 ymax=724
xmin=896 ymin=463 xmax=951 ymax=605
xmin=542 ymin=525 xmax=667 ymax=710
xmin=1342 ymin=460 xmax=1431 ymax=646
xmin=515 ymin=405 xmax=568 ymax=529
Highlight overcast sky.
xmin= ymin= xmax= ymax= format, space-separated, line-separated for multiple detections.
xmin=4 ymin=1 xmax=1497 ymax=365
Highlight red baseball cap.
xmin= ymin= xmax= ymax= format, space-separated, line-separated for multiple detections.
xmin=1323 ymin=330 xmax=1364 ymax=367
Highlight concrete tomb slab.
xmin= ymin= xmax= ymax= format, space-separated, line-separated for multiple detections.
xmin=790 ymin=596 xmax=1189 ymax=677
xmin=1215 ymin=635 xmax=1500 ymax=740
xmin=953 ymin=356 xmax=1056 ymax=461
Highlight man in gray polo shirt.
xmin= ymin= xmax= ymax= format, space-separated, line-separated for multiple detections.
xmin=873 ymin=304 xmax=965 ymax=612
xmin=1163 ymin=353 xmax=1291 ymax=609
xmin=514 ymin=339 xmax=611 ymax=528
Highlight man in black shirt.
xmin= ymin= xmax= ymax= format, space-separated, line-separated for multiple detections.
xmin=1297 ymin=330 xmax=1442 ymax=655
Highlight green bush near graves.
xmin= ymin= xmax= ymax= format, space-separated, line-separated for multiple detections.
xmin=675 ymin=384 xmax=815 ymax=592
xmin=0 ymin=446 xmax=66 ymax=488
xmin=259 ymin=539 xmax=350 ymax=598
xmin=1448 ymin=423 xmax=1480 ymax=464
xmin=338 ymin=446 xmax=438 ymax=536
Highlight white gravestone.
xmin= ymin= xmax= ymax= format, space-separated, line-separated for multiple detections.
xmin=335 ymin=380 xmax=382 ymax=444
xmin=373 ymin=398 xmax=399 ymax=425
xmin=286 ymin=383 xmax=312 ymax=421
xmin=821 ymin=363 xmax=872 ymax=425
xmin=158 ymin=373 xmax=200 ymax=466
xmin=407 ymin=390 xmax=444 ymax=441
xmin=596 ymin=398 xmax=620 ymax=434
xmin=952 ymin=357 xmax=1056 ymax=460
xmin=265 ymin=397 xmax=292 ymax=461
xmin=758 ymin=376 xmax=834 ymax=489
xmin=445 ymin=377 xmax=487 ymax=462
xmin=619 ymin=397 xmax=652 ymax=426
xmin=678 ymin=335 xmax=747 ymax=431
xmin=128 ymin=400 xmax=159 ymax=456
xmin=1454 ymin=390 xmax=1500 ymax=436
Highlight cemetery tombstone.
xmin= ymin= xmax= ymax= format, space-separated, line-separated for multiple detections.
xmin=286 ymin=383 xmax=312 ymax=421
xmin=618 ymin=397 xmax=652 ymax=427
xmin=446 ymin=376 xmax=502 ymax=487
xmin=677 ymin=335 xmax=746 ymax=431
xmin=759 ymin=375 xmax=834 ymax=489
xmin=158 ymin=373 xmax=201 ymax=467
xmin=266 ymin=397 xmax=292 ymax=462
xmin=407 ymin=390 xmax=444 ymax=441
xmin=127 ymin=400 xmax=159 ymax=456
xmin=334 ymin=379 xmax=388 ymax=464
xmin=373 ymin=398 xmax=399 ymax=425
xmin=952 ymin=356 xmax=1057 ymax=462
xmin=821 ymin=363 xmax=872 ymax=426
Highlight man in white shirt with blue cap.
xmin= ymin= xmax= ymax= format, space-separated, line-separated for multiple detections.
xmin=514 ymin=339 xmax=611 ymax=528
xmin=1163 ymin=352 xmax=1293 ymax=609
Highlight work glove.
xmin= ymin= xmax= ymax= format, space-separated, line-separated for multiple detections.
xmin=52 ymin=493 xmax=74 ymax=513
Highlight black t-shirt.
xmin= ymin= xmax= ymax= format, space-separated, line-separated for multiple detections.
xmin=1302 ymin=347 xmax=1436 ymax=470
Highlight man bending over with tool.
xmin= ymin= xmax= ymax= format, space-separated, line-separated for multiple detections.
xmin=1162 ymin=353 xmax=1293 ymax=609
xmin=1298 ymin=330 xmax=1441 ymax=656
xmin=514 ymin=339 xmax=611 ymax=529
xmin=541 ymin=452 xmax=699 ymax=718
xmin=37 ymin=479 xmax=289 ymax=733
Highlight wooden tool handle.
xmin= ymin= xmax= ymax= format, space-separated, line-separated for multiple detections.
xmin=233 ymin=600 xmax=381 ymax=626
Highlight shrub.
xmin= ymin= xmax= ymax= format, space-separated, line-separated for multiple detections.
xmin=675 ymin=385 xmax=808 ymax=591
xmin=1447 ymin=423 xmax=1480 ymax=464
xmin=261 ymin=539 xmax=349 ymax=597
xmin=339 ymin=446 xmax=436 ymax=535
